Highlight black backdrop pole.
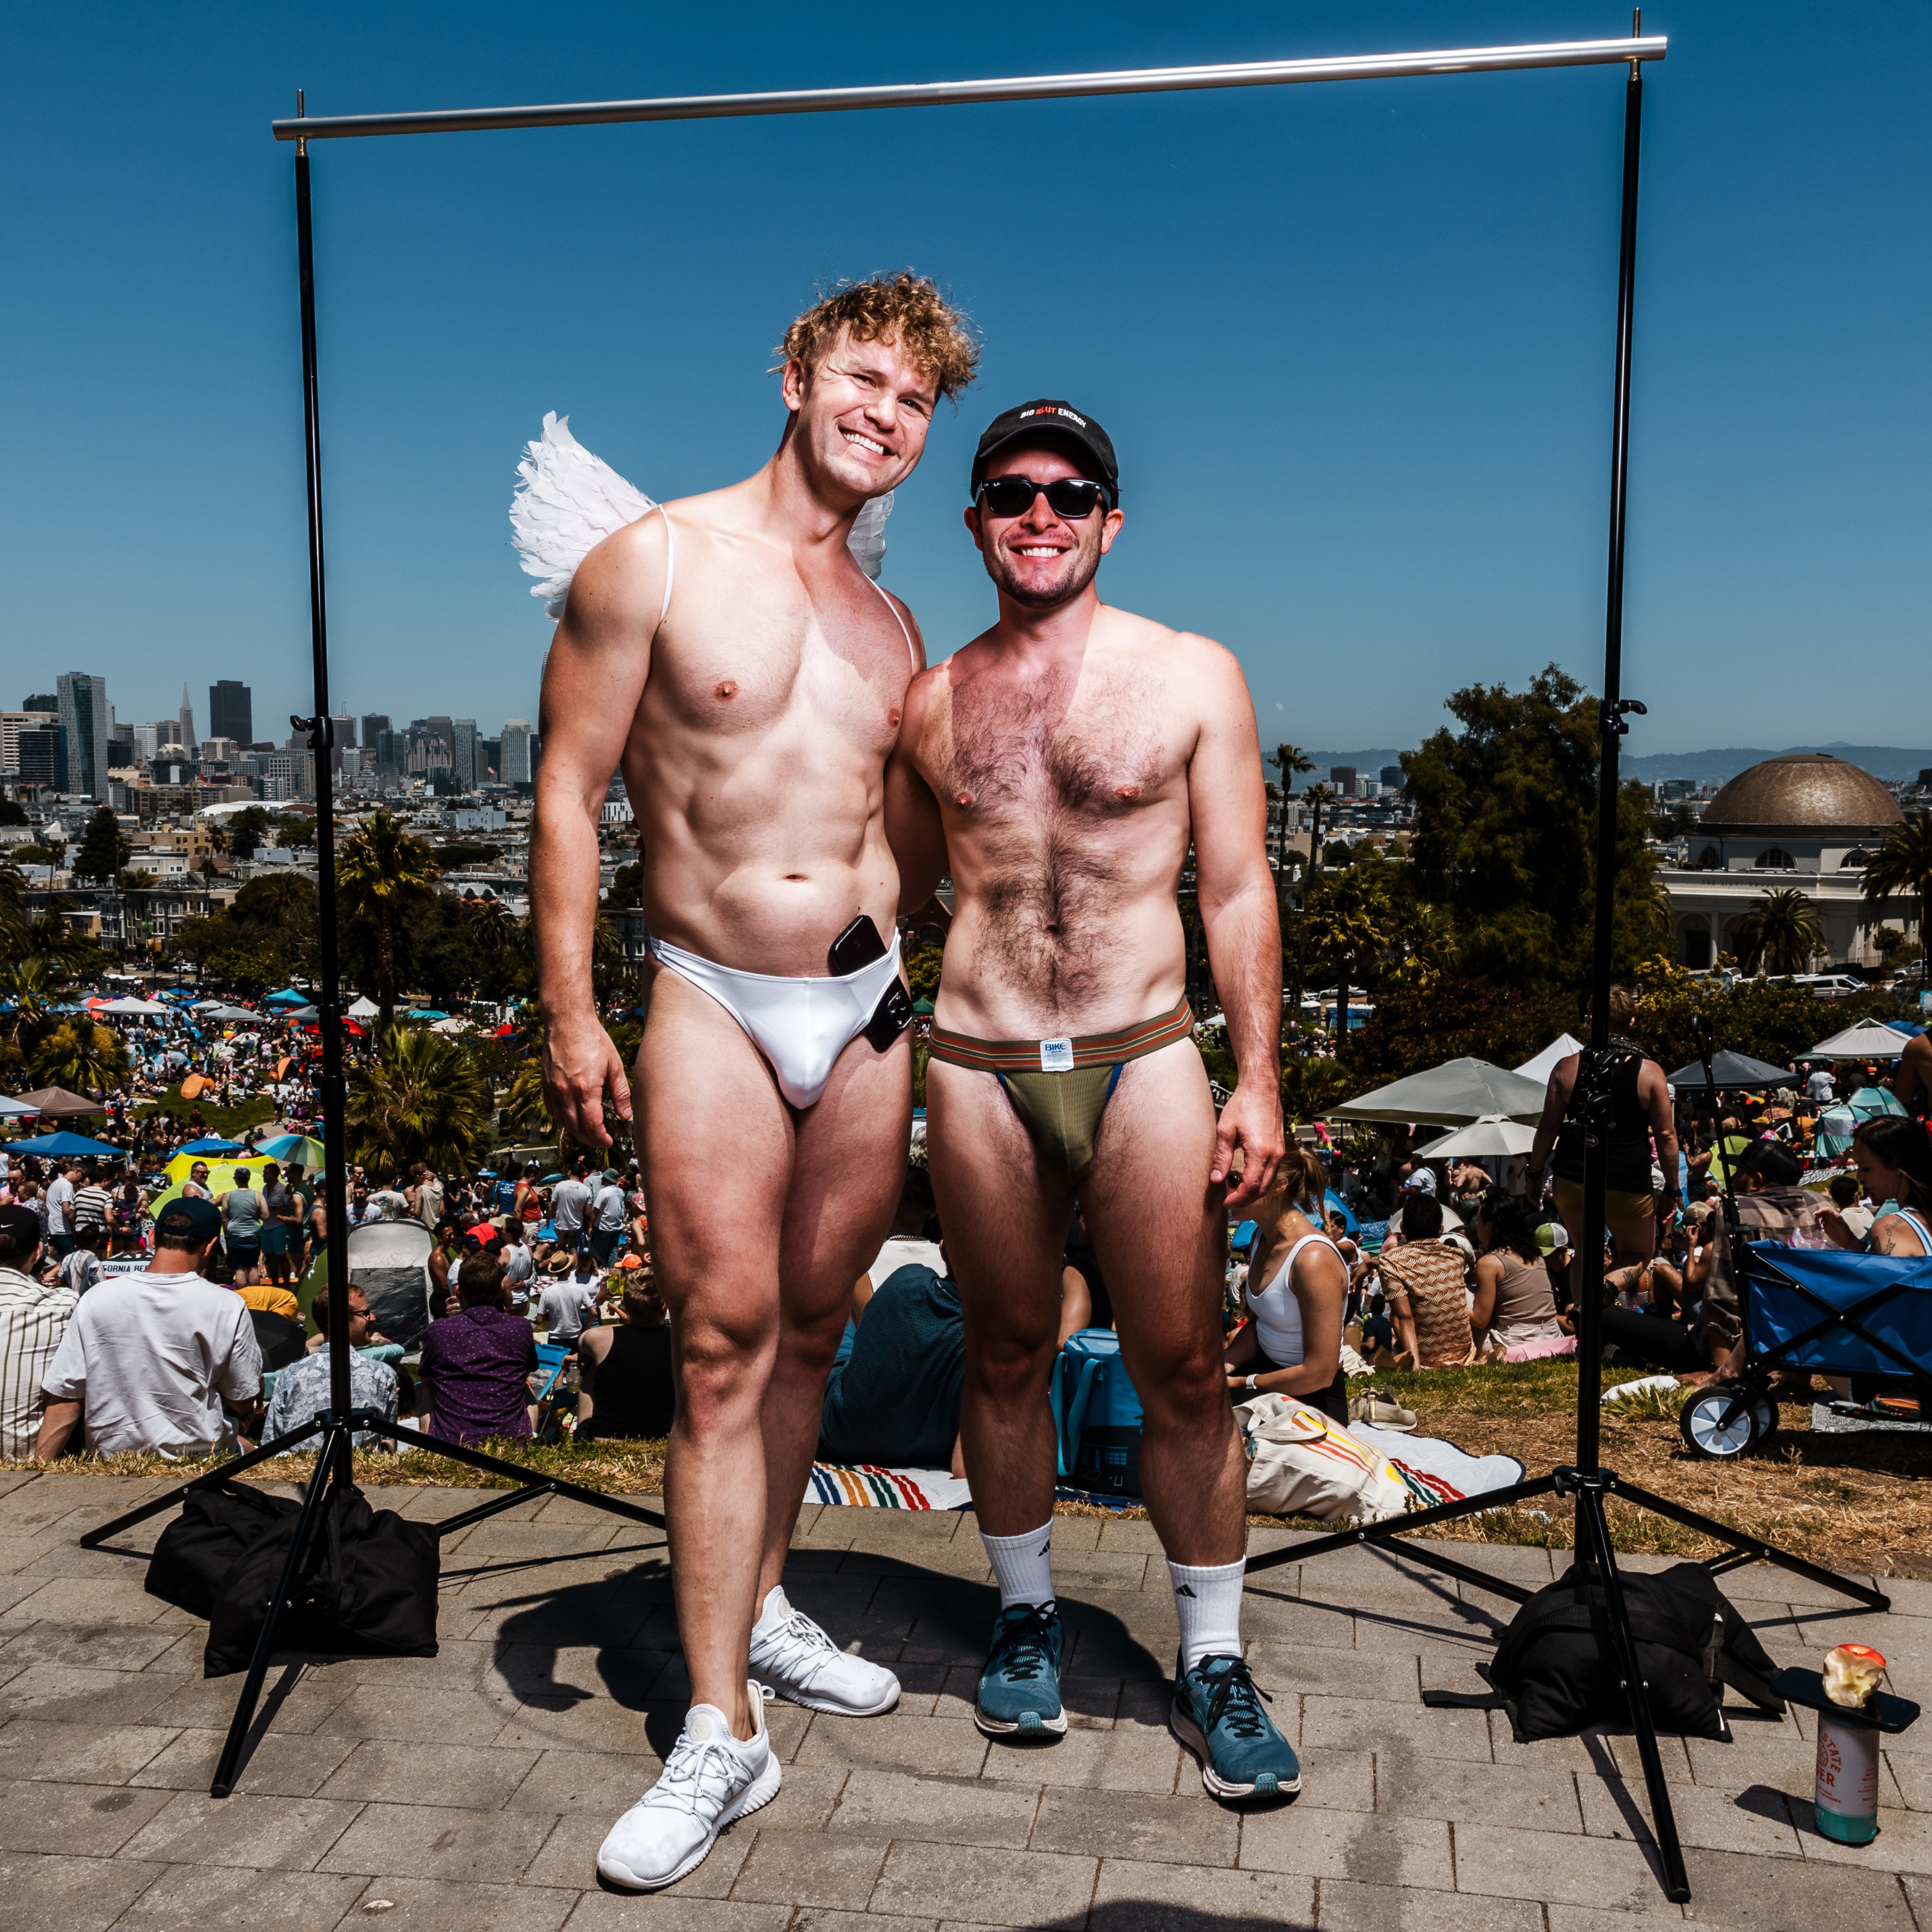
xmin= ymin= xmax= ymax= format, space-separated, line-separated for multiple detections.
xmin=1574 ymin=44 xmax=1647 ymax=1480
xmin=293 ymin=99 xmax=354 ymax=1463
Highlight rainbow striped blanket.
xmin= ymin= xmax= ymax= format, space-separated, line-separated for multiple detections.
xmin=809 ymin=1463 xmax=973 ymax=1510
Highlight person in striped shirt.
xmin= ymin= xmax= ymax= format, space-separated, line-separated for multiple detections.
xmin=0 ymin=1205 xmax=77 ymax=1459
xmin=70 ymin=1165 xmax=114 ymax=1238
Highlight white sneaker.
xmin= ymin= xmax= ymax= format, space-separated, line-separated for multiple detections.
xmin=595 ymin=1687 xmax=780 ymax=1891
xmin=748 ymin=1586 xmax=901 ymax=1717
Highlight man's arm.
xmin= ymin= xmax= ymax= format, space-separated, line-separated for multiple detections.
xmin=1642 ymin=1064 xmax=1680 ymax=1200
xmin=1527 ymin=1062 xmax=1575 ymax=1189
xmin=885 ymin=673 xmax=949 ymax=913
xmin=34 ymin=1399 xmax=82 ymax=1460
xmin=1185 ymin=646 xmax=1284 ymax=1208
xmin=532 ymin=516 xmax=669 ymax=1148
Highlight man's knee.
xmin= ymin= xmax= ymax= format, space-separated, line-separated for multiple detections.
xmin=1131 ymin=1343 xmax=1231 ymax=1435
xmin=672 ymin=1317 xmax=777 ymax=1436
xmin=965 ymin=1327 xmax=1058 ymax=1404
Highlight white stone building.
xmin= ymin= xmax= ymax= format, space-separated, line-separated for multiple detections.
xmin=1659 ymin=753 xmax=1917 ymax=969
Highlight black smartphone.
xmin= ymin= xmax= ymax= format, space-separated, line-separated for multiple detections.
xmin=829 ymin=914 xmax=888 ymax=977
xmin=865 ymin=980 xmax=915 ymax=1052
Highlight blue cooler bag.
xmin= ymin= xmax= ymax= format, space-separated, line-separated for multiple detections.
xmin=1051 ymin=1328 xmax=1145 ymax=1497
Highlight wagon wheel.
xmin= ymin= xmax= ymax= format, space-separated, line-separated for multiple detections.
xmin=1678 ymin=1383 xmax=1776 ymax=1460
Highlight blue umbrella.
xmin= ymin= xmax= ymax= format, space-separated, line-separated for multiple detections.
xmin=7 ymin=1131 xmax=125 ymax=1158
xmin=178 ymin=1136 xmax=246 ymax=1155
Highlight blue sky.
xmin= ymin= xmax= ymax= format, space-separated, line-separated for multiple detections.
xmin=4 ymin=4 xmax=1927 ymax=758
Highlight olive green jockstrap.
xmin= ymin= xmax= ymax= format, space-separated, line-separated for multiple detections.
xmin=926 ymin=996 xmax=1195 ymax=1182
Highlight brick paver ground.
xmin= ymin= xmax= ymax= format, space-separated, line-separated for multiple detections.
xmin=1 ymin=1468 xmax=1925 ymax=1930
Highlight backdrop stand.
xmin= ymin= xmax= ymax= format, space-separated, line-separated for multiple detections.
xmin=79 ymin=92 xmax=662 ymax=1799
xmin=75 ymin=27 xmax=1771 ymax=1869
xmin=1249 ymin=46 xmax=1885 ymax=1906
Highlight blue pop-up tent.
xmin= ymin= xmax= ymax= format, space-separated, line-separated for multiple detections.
xmin=177 ymin=1136 xmax=246 ymax=1156
xmin=7 ymin=1131 xmax=124 ymax=1158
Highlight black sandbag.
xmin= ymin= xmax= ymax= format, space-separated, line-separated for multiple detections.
xmin=145 ymin=1482 xmax=298 ymax=1622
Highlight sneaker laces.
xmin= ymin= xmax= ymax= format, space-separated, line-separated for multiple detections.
xmin=1192 ymin=1655 xmax=1273 ymax=1741
xmin=988 ymin=1605 xmax=1060 ymax=1684
xmin=751 ymin=1606 xmax=841 ymax=1688
xmin=644 ymin=1726 xmax=744 ymax=1822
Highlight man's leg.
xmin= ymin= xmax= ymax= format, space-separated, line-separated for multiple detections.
xmin=756 ymin=1027 xmax=912 ymax=1607
xmin=1077 ymin=1039 xmax=1245 ymax=1571
xmin=926 ymin=1061 xmax=1072 ymax=1539
xmin=636 ymin=973 xmax=798 ymax=1743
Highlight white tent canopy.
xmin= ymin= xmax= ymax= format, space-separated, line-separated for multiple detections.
xmin=97 ymin=997 xmax=171 ymax=1016
xmin=346 ymin=996 xmax=381 ymax=1019
xmin=1329 ymin=1057 xmax=1549 ymax=1128
xmin=1806 ymin=1020 xmax=1911 ymax=1061
xmin=1414 ymin=1114 xmax=1540 ymax=1159
xmin=1513 ymin=1033 xmax=1585 ymax=1086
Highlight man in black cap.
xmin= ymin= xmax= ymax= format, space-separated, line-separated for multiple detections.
xmin=887 ymin=401 xmax=1295 ymax=1803
xmin=36 ymin=1195 xmax=262 ymax=1460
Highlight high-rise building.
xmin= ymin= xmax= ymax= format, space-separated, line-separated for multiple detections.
xmin=0 ymin=712 xmax=36 ymax=776
xmin=178 ymin=683 xmax=197 ymax=753
xmin=210 ymin=680 xmax=252 ymax=746
xmin=58 ymin=673 xmax=111 ymax=799
xmin=13 ymin=721 xmax=59 ymax=788
xmin=372 ymin=729 xmax=401 ymax=777
xmin=1380 ymin=765 xmax=1405 ymax=790
xmin=1328 ymin=765 xmax=1358 ymax=798
xmin=361 ymin=712 xmax=390 ymax=750
xmin=22 ymin=694 xmax=62 ymax=790
xmin=500 ymin=719 xmax=533 ymax=786
xmin=451 ymin=718 xmax=479 ymax=789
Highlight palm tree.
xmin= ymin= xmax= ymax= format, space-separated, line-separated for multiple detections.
xmin=346 ymin=1023 xmax=494 ymax=1174
xmin=1861 ymin=817 xmax=1932 ymax=964
xmin=337 ymin=809 xmax=442 ymax=1036
xmin=32 ymin=1018 xmax=129 ymax=1095
xmin=1732 ymin=887 xmax=1827 ymax=976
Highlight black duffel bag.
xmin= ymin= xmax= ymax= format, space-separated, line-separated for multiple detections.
xmin=147 ymin=1481 xmax=440 ymax=1677
xmin=1425 ymin=1561 xmax=1785 ymax=1742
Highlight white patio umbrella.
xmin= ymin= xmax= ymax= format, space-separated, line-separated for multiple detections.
xmin=1513 ymin=1033 xmax=1585 ymax=1086
xmin=1414 ymin=1115 xmax=1540 ymax=1159
xmin=98 ymin=997 xmax=172 ymax=1015
xmin=1329 ymin=1057 xmax=1549 ymax=1127
xmin=1806 ymin=1020 xmax=1911 ymax=1061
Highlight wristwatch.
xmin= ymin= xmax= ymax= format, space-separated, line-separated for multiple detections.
xmin=1244 ymin=1374 xmax=1258 ymax=1392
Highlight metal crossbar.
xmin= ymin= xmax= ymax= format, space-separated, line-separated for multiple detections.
xmin=270 ymin=37 xmax=1666 ymax=143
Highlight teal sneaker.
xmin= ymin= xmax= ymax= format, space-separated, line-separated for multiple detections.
xmin=1171 ymin=1652 xmax=1301 ymax=1800
xmin=975 ymin=1603 xmax=1068 ymax=1738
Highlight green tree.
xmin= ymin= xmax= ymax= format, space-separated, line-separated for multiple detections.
xmin=337 ymin=809 xmax=442 ymax=1035
xmin=1628 ymin=954 xmax=1825 ymax=1075
xmin=1732 ymin=887 xmax=1827 ymax=976
xmin=906 ymin=944 xmax=944 ymax=1003
xmin=1342 ymin=976 xmax=1580 ymax=1086
xmin=1402 ymin=663 xmax=1664 ymax=988
xmin=604 ymin=862 xmax=642 ymax=910
xmin=31 ymin=1017 xmax=129 ymax=1094
xmin=346 ymin=1024 xmax=494 ymax=1174
xmin=226 ymin=806 xmax=272 ymax=859
xmin=1861 ymin=817 xmax=1932 ymax=961
xmin=72 ymin=806 xmax=130 ymax=885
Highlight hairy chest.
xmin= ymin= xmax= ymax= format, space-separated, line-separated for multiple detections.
xmin=931 ymin=667 xmax=1179 ymax=831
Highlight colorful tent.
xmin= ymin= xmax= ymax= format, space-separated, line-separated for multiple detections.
xmin=8 ymin=1131 xmax=123 ymax=1158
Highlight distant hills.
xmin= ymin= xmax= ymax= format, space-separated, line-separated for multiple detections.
xmin=1304 ymin=744 xmax=1932 ymax=787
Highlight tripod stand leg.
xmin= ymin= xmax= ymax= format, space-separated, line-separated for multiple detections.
xmin=1606 ymin=1475 xmax=1889 ymax=1612
xmin=210 ymin=1424 xmax=342 ymax=1799
xmin=1577 ymin=1487 xmax=1691 ymax=1902
xmin=79 ymin=1416 xmax=329 ymax=1549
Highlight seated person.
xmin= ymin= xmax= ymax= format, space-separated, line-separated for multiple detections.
xmin=36 ymin=1197 xmax=263 ymax=1460
xmin=849 ymin=1160 xmax=944 ymax=1327
xmin=57 ymin=1224 xmax=107 ymax=1299
xmin=1470 ymin=1191 xmax=1568 ymax=1359
xmin=820 ymin=1199 xmax=966 ymax=1477
xmin=1223 ymin=1149 xmax=1348 ymax=1421
xmin=1358 ymin=1292 xmax=1395 ymax=1361
xmin=1826 ymin=1171 xmax=1875 ymax=1244
xmin=0 ymin=1204 xmax=76 ymax=1459
xmin=1060 ymin=1207 xmax=1114 ymax=1341
xmin=1820 ymin=1116 xmax=1932 ymax=1256
xmin=576 ymin=1262 xmax=676 ymax=1441
xmin=419 ymin=1252 xmax=537 ymax=1445
xmin=260 ymin=1283 xmax=401 ymax=1452
xmin=1378 ymin=1192 xmax=1475 ymax=1368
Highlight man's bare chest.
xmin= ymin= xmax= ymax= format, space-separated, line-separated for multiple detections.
xmin=643 ymin=580 xmax=910 ymax=748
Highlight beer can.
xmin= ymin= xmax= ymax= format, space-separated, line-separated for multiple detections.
xmin=1814 ymin=1711 xmax=1881 ymax=1845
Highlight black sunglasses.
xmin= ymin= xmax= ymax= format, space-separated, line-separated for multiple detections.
xmin=975 ymin=475 xmax=1112 ymax=520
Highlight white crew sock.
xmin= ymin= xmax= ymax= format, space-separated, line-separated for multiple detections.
xmin=982 ymin=1522 xmax=1056 ymax=1611
xmin=752 ymin=1584 xmax=791 ymax=1639
xmin=1168 ymin=1558 xmax=1246 ymax=1671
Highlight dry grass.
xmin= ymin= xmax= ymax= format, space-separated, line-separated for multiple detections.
xmin=11 ymin=1364 xmax=1926 ymax=1578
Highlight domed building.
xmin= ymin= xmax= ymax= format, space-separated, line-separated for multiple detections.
xmin=1662 ymin=753 xmax=1914 ymax=970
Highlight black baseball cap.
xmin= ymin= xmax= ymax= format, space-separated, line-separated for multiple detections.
xmin=971 ymin=399 xmax=1119 ymax=504
xmin=0 ymin=1204 xmax=43 ymax=1260
xmin=155 ymin=1195 xmax=222 ymax=1249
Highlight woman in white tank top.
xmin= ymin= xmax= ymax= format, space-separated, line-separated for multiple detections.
xmin=1223 ymin=1150 xmax=1349 ymax=1424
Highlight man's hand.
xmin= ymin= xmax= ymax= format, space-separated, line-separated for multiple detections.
xmin=1214 ymin=1082 xmax=1285 ymax=1209
xmin=543 ymin=1015 xmax=633 ymax=1151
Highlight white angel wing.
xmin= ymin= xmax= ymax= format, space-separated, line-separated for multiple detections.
xmin=847 ymin=489 xmax=893 ymax=582
xmin=511 ymin=414 xmax=899 ymax=616
xmin=510 ymin=413 xmax=656 ymax=619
